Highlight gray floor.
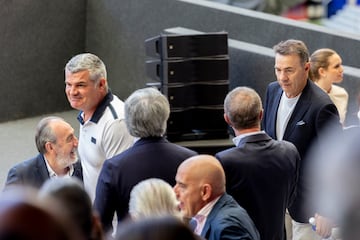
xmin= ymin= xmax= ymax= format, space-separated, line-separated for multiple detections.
xmin=0 ymin=110 xmax=79 ymax=189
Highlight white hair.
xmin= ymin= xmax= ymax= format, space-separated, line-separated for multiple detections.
xmin=129 ymin=178 xmax=181 ymax=220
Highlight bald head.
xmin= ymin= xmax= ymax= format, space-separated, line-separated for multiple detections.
xmin=178 ymin=155 xmax=226 ymax=198
xmin=174 ymin=155 xmax=226 ymax=218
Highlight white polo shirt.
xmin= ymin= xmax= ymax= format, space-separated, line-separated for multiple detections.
xmin=77 ymin=92 xmax=134 ymax=201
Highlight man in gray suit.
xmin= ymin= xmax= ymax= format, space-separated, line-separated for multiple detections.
xmin=4 ymin=116 xmax=83 ymax=189
xmin=215 ymin=86 xmax=300 ymax=240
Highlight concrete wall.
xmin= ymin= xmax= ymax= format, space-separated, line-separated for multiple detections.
xmin=0 ymin=0 xmax=86 ymax=122
xmin=1 ymin=0 xmax=360 ymax=125
xmin=86 ymin=0 xmax=360 ymax=126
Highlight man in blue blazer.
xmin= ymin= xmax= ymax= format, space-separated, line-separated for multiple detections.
xmin=94 ymin=87 xmax=197 ymax=233
xmin=4 ymin=116 xmax=83 ymax=189
xmin=263 ymin=39 xmax=342 ymax=239
xmin=216 ymin=86 xmax=300 ymax=240
xmin=174 ymin=154 xmax=260 ymax=240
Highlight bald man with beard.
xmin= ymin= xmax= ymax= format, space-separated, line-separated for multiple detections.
xmin=174 ymin=155 xmax=260 ymax=240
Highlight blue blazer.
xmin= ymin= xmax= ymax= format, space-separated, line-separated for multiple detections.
xmin=4 ymin=153 xmax=83 ymax=189
xmin=263 ymin=80 xmax=342 ymax=223
xmin=94 ymin=137 xmax=197 ymax=232
xmin=201 ymin=193 xmax=260 ymax=240
xmin=216 ymin=132 xmax=300 ymax=240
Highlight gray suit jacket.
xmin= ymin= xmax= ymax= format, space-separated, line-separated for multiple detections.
xmin=4 ymin=153 xmax=83 ymax=189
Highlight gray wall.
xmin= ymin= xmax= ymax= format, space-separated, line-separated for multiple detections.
xmin=1 ymin=0 xmax=360 ymax=125
xmin=86 ymin=0 xmax=360 ymax=126
xmin=0 ymin=0 xmax=86 ymax=122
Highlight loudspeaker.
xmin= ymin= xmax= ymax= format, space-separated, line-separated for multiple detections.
xmin=145 ymin=32 xmax=228 ymax=59
xmin=166 ymin=83 xmax=228 ymax=108
xmin=166 ymin=107 xmax=229 ymax=141
xmin=145 ymin=31 xmax=230 ymax=142
xmin=146 ymin=57 xmax=229 ymax=85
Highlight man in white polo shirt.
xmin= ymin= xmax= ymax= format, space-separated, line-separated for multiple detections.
xmin=64 ymin=53 xmax=134 ymax=201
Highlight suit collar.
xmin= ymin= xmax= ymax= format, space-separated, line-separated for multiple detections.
xmin=236 ymin=131 xmax=270 ymax=147
xmin=36 ymin=154 xmax=51 ymax=181
xmin=133 ymin=137 xmax=168 ymax=146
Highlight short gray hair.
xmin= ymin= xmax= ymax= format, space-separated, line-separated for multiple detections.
xmin=224 ymin=86 xmax=262 ymax=130
xmin=129 ymin=178 xmax=180 ymax=220
xmin=273 ymin=39 xmax=309 ymax=65
xmin=125 ymin=87 xmax=170 ymax=138
xmin=35 ymin=116 xmax=64 ymax=154
xmin=65 ymin=53 xmax=108 ymax=91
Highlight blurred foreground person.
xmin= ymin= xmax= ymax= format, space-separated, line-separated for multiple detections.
xmin=115 ymin=216 xmax=200 ymax=240
xmin=309 ymin=127 xmax=360 ymax=240
xmin=39 ymin=177 xmax=104 ymax=240
xmin=0 ymin=186 xmax=74 ymax=240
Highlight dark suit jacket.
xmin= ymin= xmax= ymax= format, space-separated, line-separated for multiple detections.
xmin=216 ymin=132 xmax=300 ymax=240
xmin=201 ymin=193 xmax=260 ymax=240
xmin=263 ymin=80 xmax=342 ymax=223
xmin=4 ymin=153 xmax=83 ymax=189
xmin=93 ymin=137 xmax=198 ymax=232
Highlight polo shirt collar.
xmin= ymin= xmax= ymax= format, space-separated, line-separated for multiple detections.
xmin=77 ymin=90 xmax=114 ymax=125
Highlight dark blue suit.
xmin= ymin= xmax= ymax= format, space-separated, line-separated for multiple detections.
xmin=94 ymin=137 xmax=197 ymax=232
xmin=4 ymin=154 xmax=83 ymax=189
xmin=263 ymin=80 xmax=342 ymax=223
xmin=201 ymin=193 xmax=260 ymax=240
xmin=216 ymin=132 xmax=299 ymax=240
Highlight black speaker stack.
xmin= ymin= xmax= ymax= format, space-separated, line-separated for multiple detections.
xmin=145 ymin=32 xmax=230 ymax=142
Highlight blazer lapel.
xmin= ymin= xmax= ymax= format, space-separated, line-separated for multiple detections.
xmin=269 ymin=87 xmax=283 ymax=139
xmin=35 ymin=154 xmax=50 ymax=184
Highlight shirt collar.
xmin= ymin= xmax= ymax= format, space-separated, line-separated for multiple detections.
xmin=197 ymin=195 xmax=221 ymax=217
xmin=77 ymin=90 xmax=114 ymax=125
xmin=193 ymin=196 xmax=221 ymax=235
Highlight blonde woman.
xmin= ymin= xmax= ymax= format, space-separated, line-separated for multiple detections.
xmin=310 ymin=48 xmax=349 ymax=125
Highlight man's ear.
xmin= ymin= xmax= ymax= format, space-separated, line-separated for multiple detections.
xmin=224 ymin=113 xmax=232 ymax=127
xmin=44 ymin=142 xmax=53 ymax=152
xmin=98 ymin=78 xmax=106 ymax=89
xmin=259 ymin=109 xmax=263 ymax=121
xmin=201 ymin=184 xmax=212 ymax=201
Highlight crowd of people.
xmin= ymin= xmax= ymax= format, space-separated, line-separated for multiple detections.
xmin=0 ymin=39 xmax=355 ymax=240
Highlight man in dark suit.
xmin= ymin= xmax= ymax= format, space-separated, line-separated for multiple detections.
xmin=263 ymin=39 xmax=342 ymax=240
xmin=94 ymin=87 xmax=197 ymax=233
xmin=174 ymin=154 xmax=260 ymax=240
xmin=215 ymin=86 xmax=300 ymax=240
xmin=4 ymin=116 xmax=83 ymax=189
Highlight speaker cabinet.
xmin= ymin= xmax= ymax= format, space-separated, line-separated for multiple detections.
xmin=146 ymin=57 xmax=228 ymax=85
xmin=145 ymin=32 xmax=228 ymax=59
xmin=145 ymin=31 xmax=229 ymax=142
